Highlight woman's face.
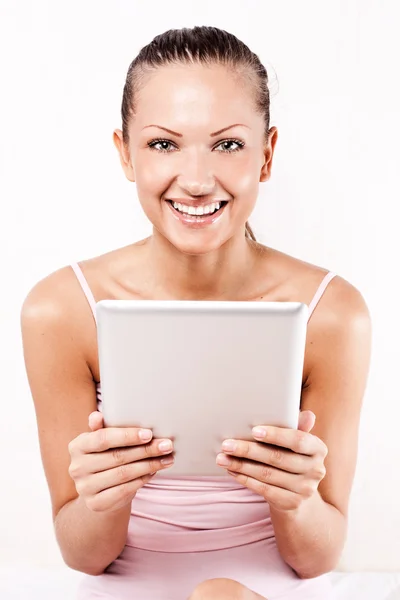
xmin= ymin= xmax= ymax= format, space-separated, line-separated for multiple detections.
xmin=114 ymin=63 xmax=277 ymax=254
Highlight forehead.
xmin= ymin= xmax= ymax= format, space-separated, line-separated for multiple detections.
xmin=133 ymin=63 xmax=258 ymax=129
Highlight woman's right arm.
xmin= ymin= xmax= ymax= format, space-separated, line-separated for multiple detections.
xmin=20 ymin=268 xmax=173 ymax=575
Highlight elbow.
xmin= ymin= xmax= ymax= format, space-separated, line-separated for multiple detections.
xmin=294 ymin=555 xmax=341 ymax=580
xmin=63 ymin=559 xmax=107 ymax=577
xmin=295 ymin=566 xmax=332 ymax=580
xmin=60 ymin=552 xmax=111 ymax=576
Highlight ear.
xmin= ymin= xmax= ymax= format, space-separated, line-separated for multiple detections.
xmin=113 ymin=129 xmax=135 ymax=182
xmin=260 ymin=126 xmax=278 ymax=183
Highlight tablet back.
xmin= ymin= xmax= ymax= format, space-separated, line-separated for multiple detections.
xmin=96 ymin=300 xmax=308 ymax=476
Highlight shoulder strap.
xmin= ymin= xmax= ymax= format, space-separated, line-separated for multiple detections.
xmin=307 ymin=271 xmax=336 ymax=322
xmin=70 ymin=263 xmax=336 ymax=326
xmin=70 ymin=262 xmax=97 ymax=325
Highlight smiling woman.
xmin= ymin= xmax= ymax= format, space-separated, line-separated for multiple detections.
xmin=21 ymin=24 xmax=371 ymax=600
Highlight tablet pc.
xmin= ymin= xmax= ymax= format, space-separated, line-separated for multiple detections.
xmin=96 ymin=300 xmax=308 ymax=476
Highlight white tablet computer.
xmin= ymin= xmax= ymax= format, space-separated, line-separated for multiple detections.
xmin=96 ymin=300 xmax=308 ymax=476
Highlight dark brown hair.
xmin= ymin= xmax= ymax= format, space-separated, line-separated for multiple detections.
xmin=120 ymin=26 xmax=272 ymax=242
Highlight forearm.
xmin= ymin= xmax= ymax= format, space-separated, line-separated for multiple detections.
xmin=54 ymin=495 xmax=131 ymax=575
xmin=270 ymin=492 xmax=347 ymax=579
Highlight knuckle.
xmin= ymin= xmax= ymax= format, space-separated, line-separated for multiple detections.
xmin=271 ymin=448 xmax=283 ymax=464
xmin=260 ymin=465 xmax=273 ymax=482
xmin=312 ymin=464 xmax=326 ymax=480
xmin=229 ymin=457 xmax=242 ymax=472
xmin=241 ymin=442 xmax=251 ymax=458
xmin=96 ymin=428 xmax=108 ymax=451
xmin=74 ymin=479 xmax=87 ymax=496
xmin=300 ymin=481 xmax=315 ymax=497
xmin=116 ymin=463 xmax=129 ymax=482
xmin=320 ymin=442 xmax=329 ymax=457
xmin=68 ymin=434 xmax=83 ymax=455
xmin=86 ymin=496 xmax=102 ymax=512
xmin=138 ymin=474 xmax=152 ymax=488
xmin=123 ymin=428 xmax=133 ymax=446
xmin=112 ymin=446 xmax=125 ymax=466
xmin=294 ymin=431 xmax=308 ymax=454
xmin=240 ymin=473 xmax=249 ymax=487
xmin=68 ymin=461 xmax=80 ymax=479
xmin=258 ymin=480 xmax=270 ymax=499
xmin=143 ymin=442 xmax=153 ymax=458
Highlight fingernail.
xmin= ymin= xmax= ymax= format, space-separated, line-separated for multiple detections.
xmin=161 ymin=455 xmax=174 ymax=465
xmin=222 ymin=440 xmax=236 ymax=452
xmin=158 ymin=440 xmax=173 ymax=453
xmin=252 ymin=427 xmax=266 ymax=439
xmin=216 ymin=453 xmax=231 ymax=466
xmin=138 ymin=429 xmax=153 ymax=441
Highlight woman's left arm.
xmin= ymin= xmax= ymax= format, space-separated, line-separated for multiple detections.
xmin=217 ymin=277 xmax=372 ymax=579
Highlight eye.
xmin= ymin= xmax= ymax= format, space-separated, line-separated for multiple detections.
xmin=215 ymin=139 xmax=245 ymax=153
xmin=147 ymin=137 xmax=245 ymax=154
xmin=147 ymin=139 xmax=176 ymax=153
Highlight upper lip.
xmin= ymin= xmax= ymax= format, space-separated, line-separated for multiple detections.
xmin=166 ymin=198 xmax=229 ymax=207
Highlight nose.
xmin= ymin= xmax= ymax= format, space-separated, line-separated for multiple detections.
xmin=176 ymin=154 xmax=216 ymax=196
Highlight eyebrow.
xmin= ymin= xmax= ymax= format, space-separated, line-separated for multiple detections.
xmin=142 ymin=124 xmax=250 ymax=137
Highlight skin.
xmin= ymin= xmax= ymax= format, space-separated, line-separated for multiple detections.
xmin=21 ymin=62 xmax=371 ymax=598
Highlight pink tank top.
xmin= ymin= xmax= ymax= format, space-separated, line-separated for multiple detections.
xmin=70 ymin=262 xmax=336 ymax=554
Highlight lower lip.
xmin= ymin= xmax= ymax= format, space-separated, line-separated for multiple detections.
xmin=165 ymin=201 xmax=228 ymax=228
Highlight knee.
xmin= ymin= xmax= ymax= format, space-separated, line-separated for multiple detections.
xmin=187 ymin=578 xmax=252 ymax=600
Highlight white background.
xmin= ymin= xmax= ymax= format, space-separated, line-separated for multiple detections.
xmin=1 ymin=0 xmax=399 ymax=572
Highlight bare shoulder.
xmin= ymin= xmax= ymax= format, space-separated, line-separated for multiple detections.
xmin=21 ymin=264 xmax=93 ymax=337
xmin=255 ymin=245 xmax=372 ymax=390
xmin=22 ymin=265 xmax=78 ymax=314
xmin=257 ymin=243 xmax=370 ymax=323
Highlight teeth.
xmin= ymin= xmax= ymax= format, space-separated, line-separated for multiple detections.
xmin=172 ymin=201 xmax=221 ymax=216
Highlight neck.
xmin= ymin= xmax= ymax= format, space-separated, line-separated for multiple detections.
xmin=143 ymin=229 xmax=259 ymax=300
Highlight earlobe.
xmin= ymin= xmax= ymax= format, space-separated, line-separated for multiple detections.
xmin=260 ymin=163 xmax=270 ymax=182
xmin=259 ymin=154 xmax=271 ymax=182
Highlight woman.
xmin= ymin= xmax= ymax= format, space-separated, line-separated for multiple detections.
xmin=21 ymin=26 xmax=371 ymax=599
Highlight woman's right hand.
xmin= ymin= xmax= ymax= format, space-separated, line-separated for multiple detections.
xmin=68 ymin=411 xmax=174 ymax=513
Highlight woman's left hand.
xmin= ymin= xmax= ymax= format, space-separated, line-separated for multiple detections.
xmin=216 ymin=410 xmax=328 ymax=513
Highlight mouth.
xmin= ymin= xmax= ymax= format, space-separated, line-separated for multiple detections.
xmin=165 ymin=199 xmax=229 ymax=227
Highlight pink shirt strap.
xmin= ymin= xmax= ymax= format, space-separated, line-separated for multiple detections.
xmin=307 ymin=272 xmax=336 ymax=322
xmin=70 ymin=262 xmax=97 ymax=325
xmin=70 ymin=262 xmax=336 ymax=326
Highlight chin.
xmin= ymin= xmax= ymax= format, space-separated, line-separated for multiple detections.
xmin=168 ymin=232 xmax=227 ymax=256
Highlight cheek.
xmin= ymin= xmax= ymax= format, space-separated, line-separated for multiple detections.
xmin=232 ymin=167 xmax=259 ymax=196
xmin=135 ymin=156 xmax=171 ymax=193
xmin=225 ymin=158 xmax=261 ymax=209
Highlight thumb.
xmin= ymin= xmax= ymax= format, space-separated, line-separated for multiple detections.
xmin=88 ymin=410 xmax=104 ymax=431
xmin=298 ymin=410 xmax=316 ymax=433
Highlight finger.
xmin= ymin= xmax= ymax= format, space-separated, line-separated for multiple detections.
xmin=220 ymin=439 xmax=312 ymax=473
xmin=87 ymin=438 xmax=174 ymax=473
xmin=297 ymin=410 xmax=316 ymax=433
xmin=79 ymin=454 xmax=175 ymax=496
xmin=250 ymin=426 xmax=324 ymax=456
xmin=88 ymin=411 xmax=104 ymax=431
xmin=216 ymin=455 xmax=317 ymax=496
xmin=86 ymin=473 xmax=154 ymax=513
xmin=226 ymin=470 xmax=303 ymax=512
xmin=78 ymin=426 xmax=155 ymax=454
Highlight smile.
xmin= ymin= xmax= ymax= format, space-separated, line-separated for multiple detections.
xmin=165 ymin=199 xmax=229 ymax=227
